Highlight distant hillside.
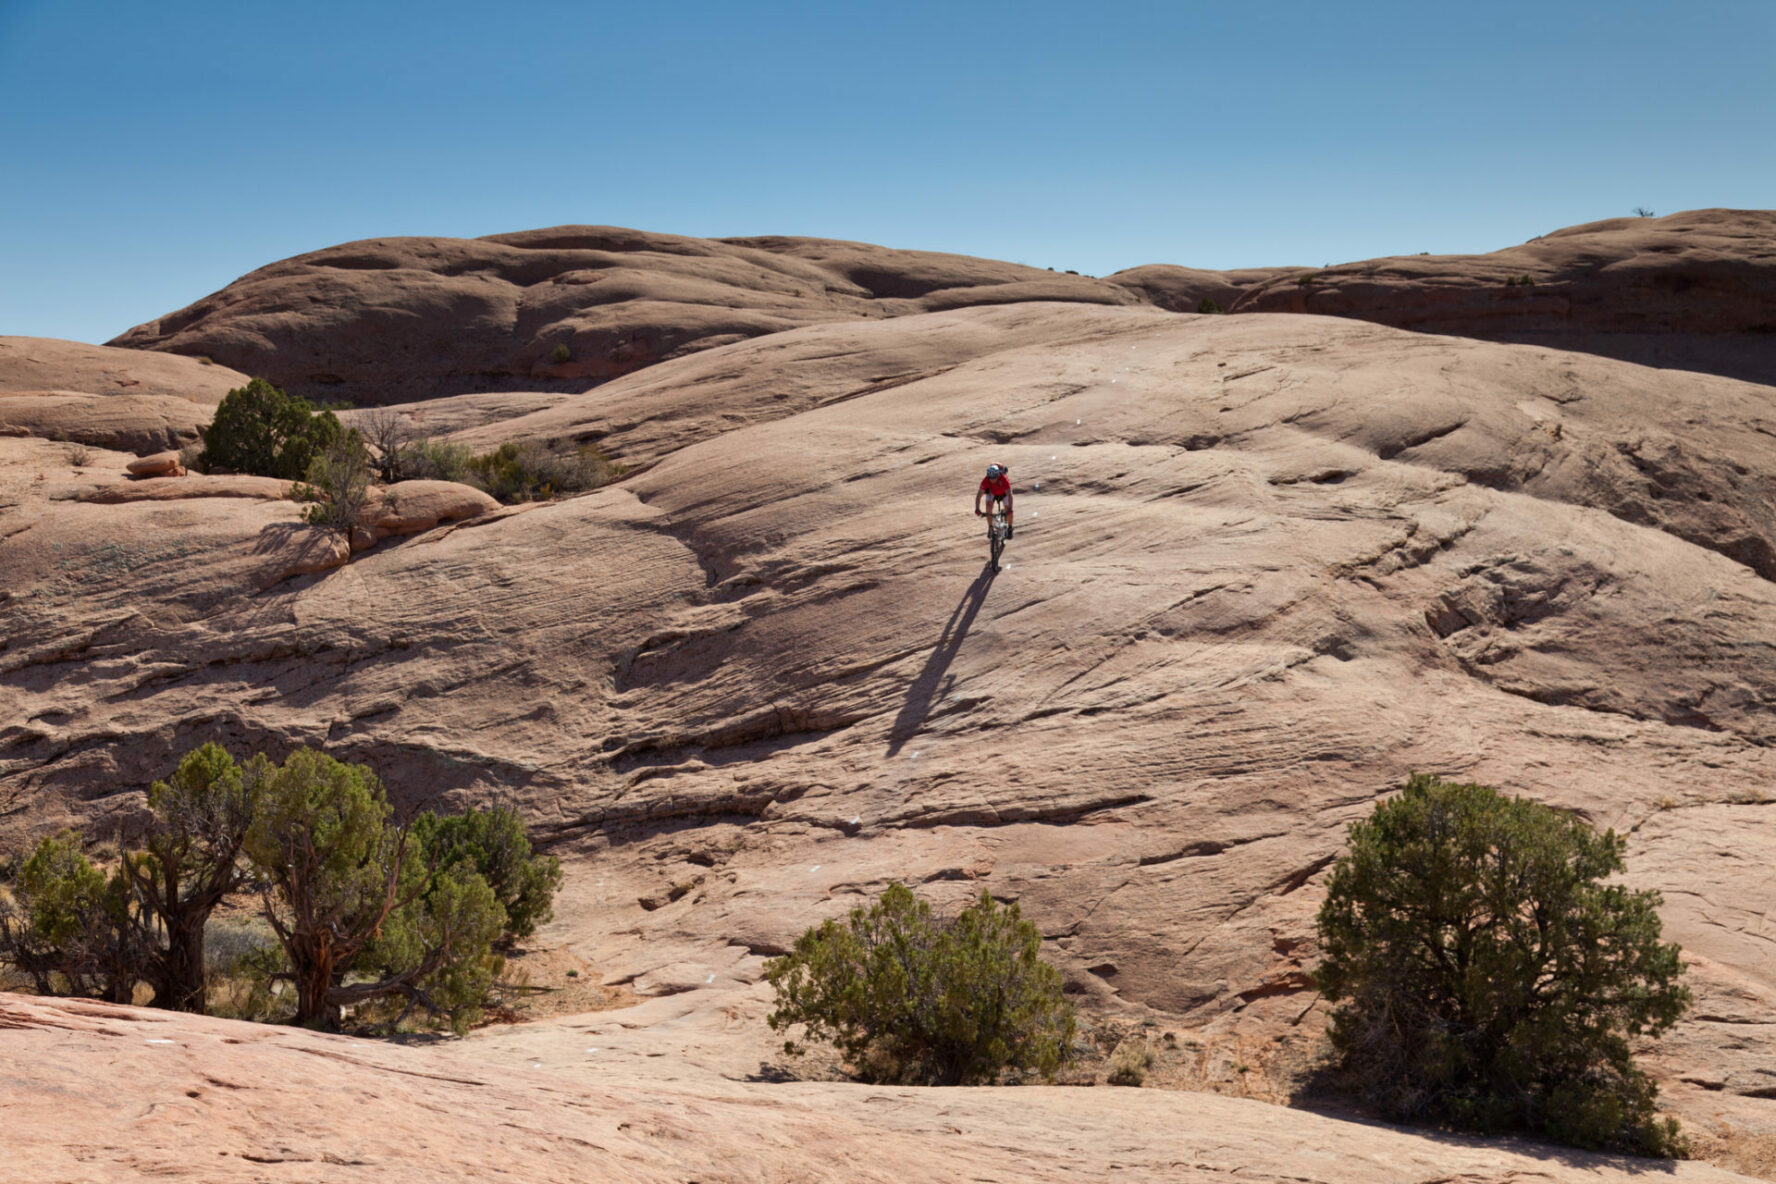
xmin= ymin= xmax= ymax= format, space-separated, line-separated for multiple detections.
xmin=1110 ymin=208 xmax=1776 ymax=386
xmin=107 ymin=228 xmax=1140 ymax=405
xmin=109 ymin=210 xmax=1776 ymax=403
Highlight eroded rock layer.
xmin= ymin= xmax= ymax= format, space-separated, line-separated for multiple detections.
xmin=11 ymin=301 xmax=1776 ymax=1164
xmin=108 ymin=228 xmax=1141 ymax=404
xmin=1 ymin=993 xmax=1759 ymax=1184
xmin=106 ymin=210 xmax=1776 ymax=411
xmin=1113 ymin=209 xmax=1776 ymax=386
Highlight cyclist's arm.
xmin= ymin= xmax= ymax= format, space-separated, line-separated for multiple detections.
xmin=974 ymin=488 xmax=984 ymax=514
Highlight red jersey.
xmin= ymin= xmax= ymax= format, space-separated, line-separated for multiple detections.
xmin=980 ymin=473 xmax=1011 ymax=497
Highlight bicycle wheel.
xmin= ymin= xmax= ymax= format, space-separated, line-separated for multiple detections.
xmin=989 ymin=510 xmax=1005 ymax=570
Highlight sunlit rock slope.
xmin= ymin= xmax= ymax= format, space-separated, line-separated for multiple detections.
xmin=12 ymin=298 xmax=1776 ymax=1161
xmin=3 ymin=993 xmax=1762 ymax=1184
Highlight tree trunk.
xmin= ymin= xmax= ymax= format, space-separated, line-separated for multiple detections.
xmin=292 ymin=952 xmax=340 ymax=1030
xmin=155 ymin=914 xmax=208 ymax=1014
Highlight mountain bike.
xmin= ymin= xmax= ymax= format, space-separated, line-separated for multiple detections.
xmin=987 ymin=502 xmax=1009 ymax=572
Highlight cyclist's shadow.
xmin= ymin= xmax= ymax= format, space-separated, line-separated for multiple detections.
xmin=886 ymin=563 xmax=997 ymax=756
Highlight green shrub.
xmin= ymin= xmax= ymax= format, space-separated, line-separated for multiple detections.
xmin=1196 ymin=297 xmax=1223 ymax=315
xmin=243 ymin=748 xmax=506 ymax=1033
xmin=0 ymin=831 xmax=143 ymax=1002
xmin=411 ymin=805 xmax=562 ymax=946
xmin=398 ymin=438 xmax=476 ymax=484
xmin=468 ymin=440 xmax=622 ymax=504
xmin=391 ymin=437 xmax=622 ymax=503
xmin=765 ymin=882 xmax=1075 ymax=1085
xmin=204 ymin=915 xmax=278 ymax=976
xmin=123 ymin=743 xmax=264 ymax=1013
xmin=1314 ymin=774 xmax=1690 ymax=1156
xmin=357 ymin=860 xmax=505 ymax=1034
xmin=1107 ymin=1037 xmax=1155 ymax=1086
xmin=0 ymin=745 xmax=546 ymax=1037
xmin=200 ymin=378 xmax=344 ymax=480
xmin=548 ymin=343 xmax=573 ymax=364
xmin=293 ymin=431 xmax=373 ymax=535
xmin=203 ymin=915 xmax=285 ymax=1021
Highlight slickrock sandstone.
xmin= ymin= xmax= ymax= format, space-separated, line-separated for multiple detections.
xmin=15 ymin=298 xmax=1776 ymax=1169
xmin=126 ymin=450 xmax=187 ymax=478
xmin=0 ymin=336 xmax=249 ymax=402
xmin=1112 ymin=209 xmax=1776 ymax=386
xmin=1 ymin=992 xmax=1760 ymax=1184
xmin=350 ymin=480 xmax=502 ymax=552
xmin=0 ymin=391 xmax=211 ymax=452
xmin=12 ymin=213 xmax=1776 ymax=1177
xmin=106 ymin=211 xmax=1776 ymax=413
xmin=109 ymin=227 xmax=1141 ymax=405
xmin=338 ymin=390 xmax=574 ymax=438
xmin=79 ymin=473 xmax=292 ymax=503
xmin=0 ymin=337 xmax=246 ymax=452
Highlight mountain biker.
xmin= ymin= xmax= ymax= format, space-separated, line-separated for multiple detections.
xmin=974 ymin=463 xmax=1013 ymax=538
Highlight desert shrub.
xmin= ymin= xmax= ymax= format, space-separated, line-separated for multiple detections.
xmin=398 ymin=438 xmax=476 ymax=484
xmin=204 ymin=914 xmax=278 ymax=975
xmin=467 ymin=440 xmax=622 ymax=504
xmin=1196 ymin=297 xmax=1223 ymax=315
xmin=244 ymin=748 xmax=506 ymax=1033
xmin=765 ymin=882 xmax=1075 ymax=1086
xmin=0 ymin=831 xmax=144 ymax=1002
xmin=293 ymin=431 xmax=373 ymax=535
xmin=355 ymin=859 xmax=506 ymax=1033
xmin=357 ymin=409 xmax=419 ymax=483
xmin=200 ymin=378 xmax=344 ymax=479
xmin=1314 ymin=774 xmax=1690 ymax=1156
xmin=203 ymin=915 xmax=286 ymax=1021
xmin=122 ymin=743 xmax=264 ymax=1013
xmin=549 ymin=342 xmax=573 ymax=364
xmin=410 ymin=805 xmax=562 ymax=945
xmin=1 ymin=745 xmax=523 ymax=1036
xmin=1107 ymin=1037 xmax=1155 ymax=1086
xmin=1635 ymin=207 xmax=1656 ymax=218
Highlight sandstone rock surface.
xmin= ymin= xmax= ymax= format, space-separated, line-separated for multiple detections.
xmin=348 ymin=479 xmax=503 ymax=551
xmin=0 ymin=336 xmax=245 ymax=452
xmin=0 ymin=992 xmax=1757 ymax=1184
xmin=109 ymin=228 xmax=1141 ymax=405
xmin=126 ymin=450 xmax=187 ymax=478
xmin=17 ymin=301 xmax=1776 ymax=1166
xmin=1112 ymin=209 xmax=1776 ymax=386
xmin=0 ymin=391 xmax=210 ymax=452
xmin=105 ymin=211 xmax=1776 ymax=416
xmin=14 ymin=218 xmax=1776 ymax=1176
xmin=0 ymin=336 xmax=249 ymax=402
xmin=362 ymin=480 xmax=500 ymax=535
xmin=79 ymin=474 xmax=292 ymax=504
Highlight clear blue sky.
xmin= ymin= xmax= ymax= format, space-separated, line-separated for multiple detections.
xmin=3 ymin=0 xmax=1772 ymax=344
